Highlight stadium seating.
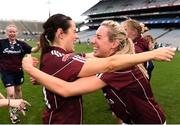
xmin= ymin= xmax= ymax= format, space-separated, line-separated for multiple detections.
xmin=80 ymin=0 xmax=180 ymax=50
xmin=78 ymin=29 xmax=96 ymax=43
xmin=0 ymin=19 xmax=43 ymax=41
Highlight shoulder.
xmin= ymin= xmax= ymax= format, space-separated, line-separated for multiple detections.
xmin=141 ymin=37 xmax=149 ymax=43
xmin=42 ymin=49 xmax=64 ymax=63
xmin=0 ymin=38 xmax=8 ymax=42
xmin=0 ymin=39 xmax=8 ymax=46
xmin=16 ymin=39 xmax=25 ymax=44
xmin=17 ymin=40 xmax=31 ymax=47
xmin=72 ymin=54 xmax=85 ymax=63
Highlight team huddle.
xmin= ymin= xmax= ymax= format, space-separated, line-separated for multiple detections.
xmin=0 ymin=13 xmax=175 ymax=124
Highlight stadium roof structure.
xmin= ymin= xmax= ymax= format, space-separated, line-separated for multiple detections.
xmin=82 ymin=0 xmax=180 ymax=16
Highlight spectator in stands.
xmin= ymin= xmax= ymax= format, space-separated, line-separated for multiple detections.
xmin=78 ymin=39 xmax=81 ymax=44
xmin=160 ymin=43 xmax=163 ymax=47
xmin=154 ymin=41 xmax=159 ymax=49
xmin=22 ymin=20 xmax=175 ymax=124
xmin=0 ymin=92 xmax=30 ymax=115
xmin=87 ymin=38 xmax=90 ymax=44
xmin=0 ymin=24 xmax=40 ymax=124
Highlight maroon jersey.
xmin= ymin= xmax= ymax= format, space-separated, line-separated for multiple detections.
xmin=41 ymin=46 xmax=85 ymax=124
xmin=133 ymin=35 xmax=149 ymax=53
xmin=0 ymin=38 xmax=32 ymax=72
xmin=133 ymin=35 xmax=149 ymax=68
xmin=97 ymin=66 xmax=165 ymax=124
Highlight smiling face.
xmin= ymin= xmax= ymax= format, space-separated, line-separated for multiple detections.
xmin=63 ymin=20 xmax=78 ymax=52
xmin=53 ymin=20 xmax=78 ymax=52
xmin=6 ymin=25 xmax=17 ymax=41
xmin=91 ymin=25 xmax=115 ymax=58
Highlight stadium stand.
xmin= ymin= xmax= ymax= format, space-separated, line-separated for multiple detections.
xmin=156 ymin=29 xmax=180 ymax=49
xmin=79 ymin=0 xmax=180 ymax=50
xmin=78 ymin=29 xmax=96 ymax=43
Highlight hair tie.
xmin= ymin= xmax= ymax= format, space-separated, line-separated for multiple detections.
xmin=45 ymin=35 xmax=51 ymax=43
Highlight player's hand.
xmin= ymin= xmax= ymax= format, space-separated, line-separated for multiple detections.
xmin=30 ymin=76 xmax=40 ymax=85
xmin=36 ymin=41 xmax=41 ymax=48
xmin=9 ymin=99 xmax=31 ymax=116
xmin=22 ymin=54 xmax=39 ymax=72
xmin=152 ymin=47 xmax=175 ymax=61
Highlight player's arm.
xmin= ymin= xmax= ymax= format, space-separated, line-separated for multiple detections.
xmin=78 ymin=47 xmax=175 ymax=77
xmin=0 ymin=92 xmax=5 ymax=99
xmin=0 ymin=99 xmax=9 ymax=107
xmin=22 ymin=60 xmax=106 ymax=97
xmin=31 ymin=41 xmax=40 ymax=53
xmin=23 ymin=47 xmax=175 ymax=78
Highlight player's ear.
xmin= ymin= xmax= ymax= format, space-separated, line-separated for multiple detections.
xmin=56 ymin=28 xmax=64 ymax=39
xmin=111 ymin=39 xmax=119 ymax=49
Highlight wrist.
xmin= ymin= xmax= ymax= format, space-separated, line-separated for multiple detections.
xmin=8 ymin=98 xmax=10 ymax=107
xmin=147 ymin=51 xmax=154 ymax=60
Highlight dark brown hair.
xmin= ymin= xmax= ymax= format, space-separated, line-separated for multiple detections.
xmin=40 ymin=13 xmax=72 ymax=64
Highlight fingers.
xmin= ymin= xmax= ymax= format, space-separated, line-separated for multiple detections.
xmin=18 ymin=100 xmax=31 ymax=116
xmin=161 ymin=47 xmax=175 ymax=61
xmin=32 ymin=57 xmax=39 ymax=62
xmin=30 ymin=77 xmax=39 ymax=85
xmin=166 ymin=46 xmax=176 ymax=51
xmin=26 ymin=54 xmax=32 ymax=57
xmin=164 ymin=57 xmax=171 ymax=62
xmin=17 ymin=102 xmax=26 ymax=116
xmin=161 ymin=54 xmax=173 ymax=62
xmin=37 ymin=41 xmax=41 ymax=47
xmin=23 ymin=100 xmax=31 ymax=107
xmin=21 ymin=110 xmax=26 ymax=116
xmin=165 ymin=48 xmax=175 ymax=61
xmin=30 ymin=77 xmax=36 ymax=82
xmin=23 ymin=54 xmax=39 ymax=67
xmin=153 ymin=47 xmax=175 ymax=62
xmin=166 ymin=47 xmax=176 ymax=55
xmin=32 ymin=58 xmax=39 ymax=67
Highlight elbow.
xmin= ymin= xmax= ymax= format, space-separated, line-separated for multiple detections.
xmin=50 ymin=83 xmax=77 ymax=98
xmin=107 ymin=56 xmax=133 ymax=72
xmin=61 ymin=93 xmax=71 ymax=98
xmin=56 ymin=89 xmax=73 ymax=98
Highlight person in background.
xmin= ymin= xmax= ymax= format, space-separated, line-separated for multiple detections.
xmin=144 ymin=34 xmax=155 ymax=51
xmin=0 ymin=24 xmax=40 ymax=124
xmin=22 ymin=20 xmax=175 ymax=124
xmin=122 ymin=19 xmax=149 ymax=53
xmin=143 ymin=34 xmax=155 ymax=80
xmin=122 ymin=19 xmax=153 ymax=80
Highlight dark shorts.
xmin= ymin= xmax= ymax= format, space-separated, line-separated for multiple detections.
xmin=0 ymin=70 xmax=24 ymax=88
